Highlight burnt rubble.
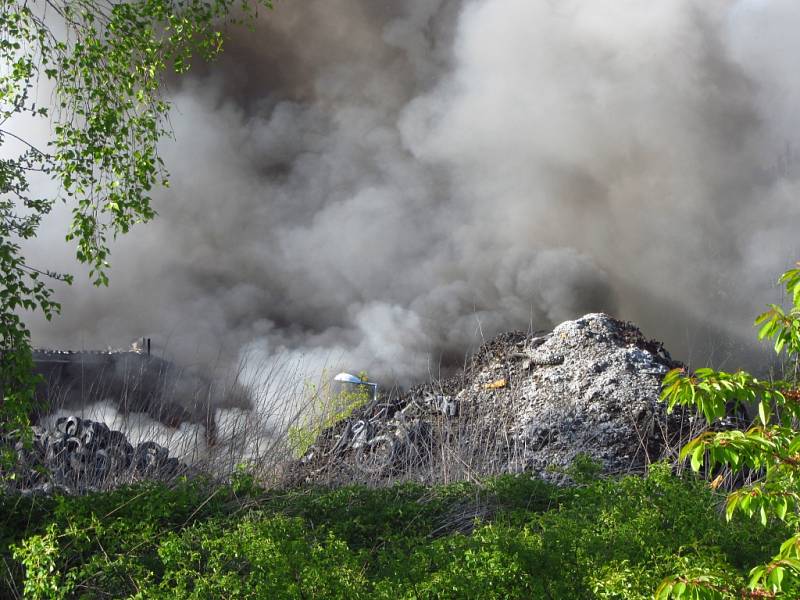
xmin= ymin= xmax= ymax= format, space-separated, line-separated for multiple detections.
xmin=6 ymin=314 xmax=698 ymax=493
xmin=290 ymin=313 xmax=693 ymax=486
xmin=2 ymin=416 xmax=190 ymax=496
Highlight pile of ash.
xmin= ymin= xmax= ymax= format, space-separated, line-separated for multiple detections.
xmin=289 ymin=313 xmax=692 ymax=486
xmin=2 ymin=416 xmax=189 ymax=496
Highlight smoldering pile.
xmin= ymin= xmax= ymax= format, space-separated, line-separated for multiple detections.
xmin=289 ymin=313 xmax=693 ymax=487
xmin=2 ymin=416 xmax=190 ymax=496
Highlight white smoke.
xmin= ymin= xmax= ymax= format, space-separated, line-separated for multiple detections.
xmin=27 ymin=0 xmax=800 ymax=404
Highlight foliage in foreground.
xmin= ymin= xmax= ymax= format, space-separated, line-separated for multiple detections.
xmin=659 ymin=263 xmax=800 ymax=599
xmin=0 ymin=465 xmax=792 ymax=599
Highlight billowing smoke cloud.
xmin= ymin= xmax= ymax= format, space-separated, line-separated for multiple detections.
xmin=27 ymin=0 xmax=800 ymax=404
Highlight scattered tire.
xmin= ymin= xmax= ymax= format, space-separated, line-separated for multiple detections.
xmin=354 ymin=435 xmax=396 ymax=475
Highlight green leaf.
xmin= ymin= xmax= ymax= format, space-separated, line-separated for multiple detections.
xmin=725 ymin=494 xmax=738 ymax=522
xmin=691 ymin=445 xmax=704 ymax=472
xmin=758 ymin=319 xmax=776 ymax=340
xmin=749 ymin=566 xmax=766 ymax=589
xmin=775 ymin=498 xmax=788 ymax=521
xmin=759 ymin=400 xmax=769 ymax=426
xmin=768 ymin=566 xmax=785 ymax=590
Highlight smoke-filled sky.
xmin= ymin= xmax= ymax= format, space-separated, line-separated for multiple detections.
xmin=27 ymin=0 xmax=800 ymax=386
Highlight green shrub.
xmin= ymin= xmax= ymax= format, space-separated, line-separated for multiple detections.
xmin=0 ymin=468 xmax=790 ymax=599
xmin=152 ymin=515 xmax=369 ymax=599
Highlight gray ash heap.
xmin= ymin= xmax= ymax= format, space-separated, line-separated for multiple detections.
xmin=291 ymin=313 xmax=691 ymax=486
xmin=3 ymin=416 xmax=189 ymax=496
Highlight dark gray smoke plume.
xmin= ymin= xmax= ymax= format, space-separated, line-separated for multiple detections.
xmin=27 ymin=0 xmax=800 ymax=401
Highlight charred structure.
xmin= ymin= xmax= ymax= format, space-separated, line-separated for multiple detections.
xmin=31 ymin=347 xmax=221 ymax=445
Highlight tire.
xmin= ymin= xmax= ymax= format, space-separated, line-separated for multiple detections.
xmin=92 ymin=449 xmax=113 ymax=480
xmin=81 ymin=421 xmax=109 ymax=449
xmin=62 ymin=416 xmax=82 ymax=437
xmin=134 ymin=441 xmax=168 ymax=474
xmin=354 ymin=434 xmax=396 ymax=475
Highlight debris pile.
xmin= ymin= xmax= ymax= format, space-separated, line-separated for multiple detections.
xmin=2 ymin=416 xmax=188 ymax=495
xmin=291 ymin=313 xmax=691 ymax=486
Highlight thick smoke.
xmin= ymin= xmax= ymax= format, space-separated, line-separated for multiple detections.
xmin=27 ymin=0 xmax=800 ymax=402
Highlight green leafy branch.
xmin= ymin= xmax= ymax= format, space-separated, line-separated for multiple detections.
xmin=658 ymin=263 xmax=800 ymax=598
xmin=1 ymin=0 xmax=272 ymax=467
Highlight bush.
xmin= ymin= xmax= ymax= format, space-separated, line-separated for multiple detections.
xmin=1 ymin=468 xmax=790 ymax=599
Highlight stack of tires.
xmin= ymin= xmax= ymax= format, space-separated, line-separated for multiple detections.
xmin=5 ymin=416 xmax=186 ymax=495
